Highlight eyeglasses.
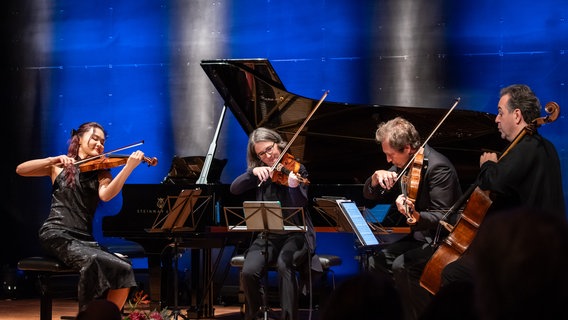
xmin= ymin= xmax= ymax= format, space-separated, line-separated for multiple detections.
xmin=257 ymin=142 xmax=276 ymax=158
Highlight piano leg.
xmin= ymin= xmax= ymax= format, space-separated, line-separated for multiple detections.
xmin=187 ymin=248 xmax=215 ymax=318
xmin=147 ymin=254 xmax=163 ymax=310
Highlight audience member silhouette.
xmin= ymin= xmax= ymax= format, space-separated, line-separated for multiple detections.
xmin=419 ymin=280 xmax=478 ymax=320
xmin=320 ymin=271 xmax=403 ymax=320
xmin=76 ymin=299 xmax=122 ymax=320
xmin=471 ymin=207 xmax=568 ymax=320
xmin=422 ymin=206 xmax=568 ymax=320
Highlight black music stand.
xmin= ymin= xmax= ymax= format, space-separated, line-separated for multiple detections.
xmin=335 ymin=200 xmax=381 ymax=270
xmin=313 ymin=197 xmax=354 ymax=232
xmin=146 ymin=189 xmax=202 ymax=233
xmin=144 ymin=189 xmax=203 ymax=320
xmin=225 ymin=201 xmax=306 ymax=320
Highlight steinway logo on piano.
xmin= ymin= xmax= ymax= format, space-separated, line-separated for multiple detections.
xmin=157 ymin=198 xmax=166 ymax=210
xmin=132 ymin=197 xmax=165 ymax=215
xmin=135 ymin=208 xmax=162 ymax=215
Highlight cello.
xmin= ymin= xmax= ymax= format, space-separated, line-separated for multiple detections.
xmin=419 ymin=101 xmax=561 ymax=295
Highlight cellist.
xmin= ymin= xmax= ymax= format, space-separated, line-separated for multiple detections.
xmin=363 ymin=117 xmax=463 ymax=320
xmin=439 ymin=84 xmax=566 ymax=288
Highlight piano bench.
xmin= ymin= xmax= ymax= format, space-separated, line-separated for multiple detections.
xmin=18 ymin=256 xmax=79 ymax=320
xmin=230 ymin=253 xmax=342 ymax=310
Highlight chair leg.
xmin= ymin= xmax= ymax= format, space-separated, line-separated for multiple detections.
xmin=329 ymin=269 xmax=336 ymax=290
xmin=38 ymin=274 xmax=53 ymax=320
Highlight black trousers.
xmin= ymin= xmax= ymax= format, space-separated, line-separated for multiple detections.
xmin=368 ymin=236 xmax=436 ymax=320
xmin=240 ymin=232 xmax=307 ymax=320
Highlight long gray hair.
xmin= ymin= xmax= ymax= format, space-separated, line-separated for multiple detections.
xmin=246 ymin=127 xmax=287 ymax=169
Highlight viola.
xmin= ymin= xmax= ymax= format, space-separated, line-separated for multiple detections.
xmin=271 ymin=153 xmax=310 ymax=186
xmin=385 ymin=98 xmax=461 ymax=223
xmin=78 ymin=154 xmax=158 ymax=172
xmin=400 ymin=148 xmax=425 ymax=224
xmin=419 ymin=101 xmax=561 ymax=295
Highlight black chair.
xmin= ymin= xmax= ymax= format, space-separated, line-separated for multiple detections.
xmin=230 ymin=253 xmax=342 ymax=315
xmin=17 ymin=256 xmax=79 ymax=320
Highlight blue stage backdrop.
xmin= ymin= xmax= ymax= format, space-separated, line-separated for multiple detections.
xmin=6 ymin=0 xmax=567 ymax=283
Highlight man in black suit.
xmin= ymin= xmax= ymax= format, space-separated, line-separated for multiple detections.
xmin=439 ymin=84 xmax=566 ymax=301
xmin=363 ymin=116 xmax=463 ymax=320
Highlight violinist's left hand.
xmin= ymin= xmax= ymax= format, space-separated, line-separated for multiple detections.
xmin=287 ymin=171 xmax=300 ymax=188
xmin=395 ymin=194 xmax=415 ymax=215
xmin=126 ymin=150 xmax=145 ymax=168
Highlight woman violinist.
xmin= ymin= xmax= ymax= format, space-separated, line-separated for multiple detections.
xmin=229 ymin=127 xmax=322 ymax=320
xmin=15 ymin=121 xmax=147 ymax=313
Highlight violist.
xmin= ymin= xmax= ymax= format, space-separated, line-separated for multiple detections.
xmin=363 ymin=117 xmax=462 ymax=320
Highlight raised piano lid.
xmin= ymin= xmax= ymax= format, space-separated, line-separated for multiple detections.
xmin=200 ymin=59 xmax=507 ymax=186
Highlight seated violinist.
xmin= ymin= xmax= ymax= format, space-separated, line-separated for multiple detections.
xmin=362 ymin=117 xmax=462 ymax=320
xmin=229 ymin=127 xmax=322 ymax=320
xmin=15 ymin=122 xmax=147 ymax=312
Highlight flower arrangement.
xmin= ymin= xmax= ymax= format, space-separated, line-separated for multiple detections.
xmin=123 ymin=290 xmax=172 ymax=320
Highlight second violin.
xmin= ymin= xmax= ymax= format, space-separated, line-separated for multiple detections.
xmin=271 ymin=153 xmax=310 ymax=186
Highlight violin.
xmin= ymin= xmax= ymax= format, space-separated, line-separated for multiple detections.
xmin=73 ymin=140 xmax=158 ymax=172
xmin=78 ymin=154 xmax=158 ymax=172
xmin=271 ymin=153 xmax=310 ymax=186
xmin=400 ymin=148 xmax=425 ymax=224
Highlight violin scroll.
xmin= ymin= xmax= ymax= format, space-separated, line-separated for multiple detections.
xmin=144 ymin=156 xmax=159 ymax=166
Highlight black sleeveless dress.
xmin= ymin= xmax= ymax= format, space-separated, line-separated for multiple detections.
xmin=38 ymin=168 xmax=136 ymax=311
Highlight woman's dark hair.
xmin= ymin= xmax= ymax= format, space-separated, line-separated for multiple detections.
xmin=63 ymin=122 xmax=105 ymax=186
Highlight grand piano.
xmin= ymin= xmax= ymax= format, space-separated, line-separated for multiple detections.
xmin=103 ymin=59 xmax=506 ymax=317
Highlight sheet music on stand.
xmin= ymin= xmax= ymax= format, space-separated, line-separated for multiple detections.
xmin=145 ymin=188 xmax=208 ymax=233
xmin=224 ymin=201 xmax=306 ymax=233
xmin=335 ymin=199 xmax=381 ymax=249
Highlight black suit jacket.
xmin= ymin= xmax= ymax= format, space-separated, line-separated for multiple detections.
xmin=363 ymin=144 xmax=463 ymax=243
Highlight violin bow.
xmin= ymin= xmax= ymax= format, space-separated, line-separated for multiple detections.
xmin=270 ymin=90 xmax=329 ymax=170
xmin=257 ymin=91 xmax=329 ymax=187
xmin=74 ymin=140 xmax=145 ymax=166
xmin=392 ymin=97 xmax=461 ymax=186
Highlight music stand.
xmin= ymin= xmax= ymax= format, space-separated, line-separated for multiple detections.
xmin=225 ymin=201 xmax=306 ymax=320
xmin=336 ymin=200 xmax=381 ymax=270
xmin=336 ymin=200 xmax=380 ymax=248
xmin=225 ymin=201 xmax=306 ymax=232
xmin=144 ymin=188 xmax=203 ymax=320
xmin=146 ymin=189 xmax=204 ymax=233
xmin=313 ymin=197 xmax=354 ymax=232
